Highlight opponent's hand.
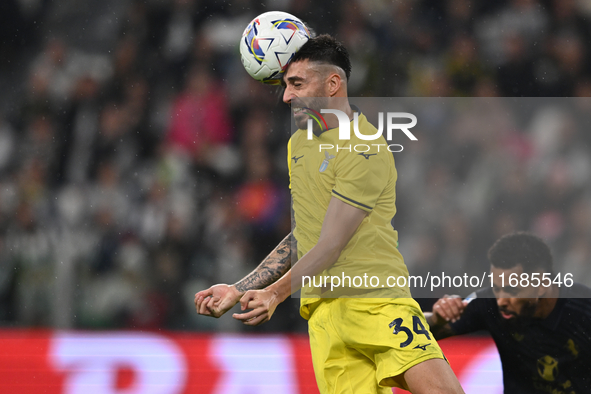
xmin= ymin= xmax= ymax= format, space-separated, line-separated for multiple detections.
xmin=194 ymin=284 xmax=242 ymax=318
xmin=432 ymin=295 xmax=468 ymax=324
xmin=232 ymin=289 xmax=281 ymax=326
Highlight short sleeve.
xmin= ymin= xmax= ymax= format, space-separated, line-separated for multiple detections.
xmin=331 ymin=150 xmax=389 ymax=212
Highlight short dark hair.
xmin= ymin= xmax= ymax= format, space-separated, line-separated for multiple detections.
xmin=488 ymin=232 xmax=553 ymax=274
xmin=291 ymin=34 xmax=351 ymax=80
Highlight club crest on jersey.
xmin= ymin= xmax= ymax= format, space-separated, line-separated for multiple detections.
xmin=319 ymin=151 xmax=335 ymax=172
xmin=537 ymin=355 xmax=559 ymax=382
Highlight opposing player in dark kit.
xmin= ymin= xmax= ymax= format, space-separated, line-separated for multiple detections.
xmin=427 ymin=232 xmax=591 ymax=393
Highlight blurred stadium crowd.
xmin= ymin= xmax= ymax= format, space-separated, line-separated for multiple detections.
xmin=0 ymin=0 xmax=590 ymax=332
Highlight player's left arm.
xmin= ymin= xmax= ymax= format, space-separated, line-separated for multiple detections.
xmin=233 ymin=196 xmax=366 ymax=326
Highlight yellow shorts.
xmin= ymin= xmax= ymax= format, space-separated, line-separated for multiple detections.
xmin=307 ymin=297 xmax=446 ymax=393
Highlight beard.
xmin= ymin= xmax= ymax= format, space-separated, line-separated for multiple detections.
xmin=498 ymin=300 xmax=539 ymax=331
xmin=292 ymin=94 xmax=329 ymax=133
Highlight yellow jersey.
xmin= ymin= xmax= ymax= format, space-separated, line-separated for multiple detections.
xmin=288 ymin=112 xmax=411 ymax=319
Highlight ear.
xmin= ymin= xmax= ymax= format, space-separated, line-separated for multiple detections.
xmin=327 ymin=72 xmax=342 ymax=96
xmin=536 ymin=272 xmax=549 ymax=297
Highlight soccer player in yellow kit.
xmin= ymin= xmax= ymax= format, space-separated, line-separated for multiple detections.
xmin=195 ymin=35 xmax=464 ymax=394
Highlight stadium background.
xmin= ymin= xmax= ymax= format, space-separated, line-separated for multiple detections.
xmin=0 ymin=0 xmax=590 ymax=392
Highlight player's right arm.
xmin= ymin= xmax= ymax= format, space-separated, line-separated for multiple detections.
xmin=425 ymin=296 xmax=467 ymax=340
xmin=194 ymin=232 xmax=292 ymax=318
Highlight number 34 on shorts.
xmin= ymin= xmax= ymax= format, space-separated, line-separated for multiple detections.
xmin=389 ymin=316 xmax=432 ymax=349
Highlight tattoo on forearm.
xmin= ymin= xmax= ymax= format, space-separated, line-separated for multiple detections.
xmin=234 ymin=233 xmax=292 ymax=293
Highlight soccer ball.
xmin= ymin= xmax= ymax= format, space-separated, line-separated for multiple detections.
xmin=239 ymin=11 xmax=311 ymax=85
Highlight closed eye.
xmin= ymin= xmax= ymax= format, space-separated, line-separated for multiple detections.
xmin=287 ymin=76 xmax=304 ymax=87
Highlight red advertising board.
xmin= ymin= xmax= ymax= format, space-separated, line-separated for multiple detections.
xmin=0 ymin=330 xmax=501 ymax=393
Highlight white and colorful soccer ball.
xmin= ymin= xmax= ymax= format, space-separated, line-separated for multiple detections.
xmin=239 ymin=11 xmax=311 ymax=85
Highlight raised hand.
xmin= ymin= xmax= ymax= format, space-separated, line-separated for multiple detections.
xmin=432 ymin=295 xmax=468 ymax=324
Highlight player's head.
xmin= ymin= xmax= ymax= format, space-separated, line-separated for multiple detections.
xmin=282 ymin=35 xmax=351 ymax=130
xmin=487 ymin=232 xmax=554 ymax=320
xmin=290 ymin=34 xmax=351 ymax=81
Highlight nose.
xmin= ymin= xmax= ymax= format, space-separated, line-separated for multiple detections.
xmin=497 ymin=297 xmax=509 ymax=308
xmin=283 ymin=85 xmax=293 ymax=105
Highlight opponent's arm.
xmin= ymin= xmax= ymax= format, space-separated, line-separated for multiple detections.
xmin=425 ymin=296 xmax=466 ymax=340
xmin=424 ymin=312 xmax=456 ymax=340
xmin=233 ymin=197 xmax=367 ymax=325
xmin=194 ymin=232 xmax=292 ymax=318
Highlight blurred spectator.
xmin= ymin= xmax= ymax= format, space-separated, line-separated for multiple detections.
xmin=30 ymin=37 xmax=111 ymax=106
xmin=496 ymin=33 xmax=538 ymax=96
xmin=165 ymin=64 xmax=234 ymax=174
xmin=5 ymin=200 xmax=55 ymax=326
xmin=235 ymin=148 xmax=289 ymax=263
xmin=445 ymin=34 xmax=488 ymax=96
xmin=0 ymin=118 xmax=16 ymax=174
